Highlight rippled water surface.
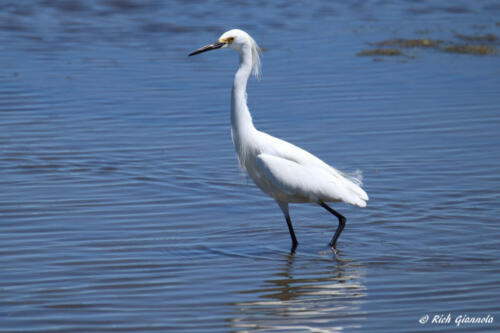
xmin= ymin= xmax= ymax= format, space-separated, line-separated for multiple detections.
xmin=1 ymin=1 xmax=500 ymax=332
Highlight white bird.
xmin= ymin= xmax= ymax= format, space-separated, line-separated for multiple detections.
xmin=189 ymin=29 xmax=368 ymax=251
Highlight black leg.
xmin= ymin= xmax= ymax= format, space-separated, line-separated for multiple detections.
xmin=319 ymin=201 xmax=346 ymax=248
xmin=285 ymin=215 xmax=298 ymax=252
xmin=277 ymin=201 xmax=298 ymax=252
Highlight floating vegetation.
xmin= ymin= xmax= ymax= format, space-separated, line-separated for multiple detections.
xmin=454 ymin=33 xmax=497 ymax=42
xmin=358 ymin=38 xmax=442 ymax=58
xmin=441 ymin=45 xmax=497 ymax=55
xmin=357 ymin=48 xmax=402 ymax=56
xmin=376 ymin=38 xmax=441 ymax=48
xmin=360 ymin=27 xmax=499 ymax=59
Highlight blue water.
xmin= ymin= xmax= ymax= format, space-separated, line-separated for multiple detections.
xmin=1 ymin=1 xmax=500 ymax=332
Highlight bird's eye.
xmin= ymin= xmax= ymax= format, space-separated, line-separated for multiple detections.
xmin=226 ymin=37 xmax=234 ymax=44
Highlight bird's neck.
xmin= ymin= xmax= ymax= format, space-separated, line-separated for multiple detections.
xmin=231 ymin=46 xmax=255 ymax=138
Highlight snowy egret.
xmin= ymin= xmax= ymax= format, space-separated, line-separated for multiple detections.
xmin=189 ymin=29 xmax=368 ymax=251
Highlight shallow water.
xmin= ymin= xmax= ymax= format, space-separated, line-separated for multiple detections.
xmin=1 ymin=1 xmax=500 ymax=332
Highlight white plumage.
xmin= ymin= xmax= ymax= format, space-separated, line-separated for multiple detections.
xmin=189 ymin=29 xmax=368 ymax=250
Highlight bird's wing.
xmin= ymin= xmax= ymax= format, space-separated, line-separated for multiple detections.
xmin=259 ymin=133 xmax=347 ymax=178
xmin=256 ymin=153 xmax=365 ymax=205
xmin=255 ymin=132 xmax=368 ymax=206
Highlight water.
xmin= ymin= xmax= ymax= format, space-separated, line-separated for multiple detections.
xmin=1 ymin=1 xmax=500 ymax=332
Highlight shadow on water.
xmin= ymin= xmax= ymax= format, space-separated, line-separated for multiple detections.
xmin=226 ymin=251 xmax=366 ymax=332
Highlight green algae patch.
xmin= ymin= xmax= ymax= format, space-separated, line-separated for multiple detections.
xmin=376 ymin=38 xmax=441 ymax=48
xmin=454 ymin=33 xmax=497 ymax=42
xmin=357 ymin=48 xmax=402 ymax=56
xmin=441 ymin=45 xmax=497 ymax=55
xmin=359 ymin=28 xmax=499 ymax=59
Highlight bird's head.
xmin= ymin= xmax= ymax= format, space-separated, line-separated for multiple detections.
xmin=189 ymin=29 xmax=261 ymax=78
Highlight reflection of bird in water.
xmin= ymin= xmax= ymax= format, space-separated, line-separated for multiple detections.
xmin=189 ymin=29 xmax=368 ymax=251
xmin=226 ymin=252 xmax=366 ymax=332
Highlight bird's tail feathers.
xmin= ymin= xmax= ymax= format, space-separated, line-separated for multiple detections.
xmin=339 ymin=169 xmax=369 ymax=206
xmin=344 ymin=168 xmax=363 ymax=186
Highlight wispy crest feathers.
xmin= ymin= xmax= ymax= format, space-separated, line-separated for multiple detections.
xmin=248 ymin=35 xmax=262 ymax=79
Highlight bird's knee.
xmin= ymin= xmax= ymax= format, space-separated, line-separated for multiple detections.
xmin=339 ymin=216 xmax=346 ymax=226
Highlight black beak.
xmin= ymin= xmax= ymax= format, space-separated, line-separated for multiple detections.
xmin=189 ymin=41 xmax=225 ymax=56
